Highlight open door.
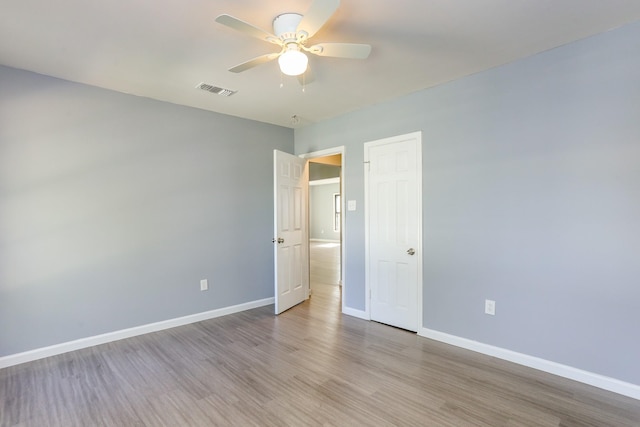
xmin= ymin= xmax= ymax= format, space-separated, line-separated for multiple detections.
xmin=273 ymin=150 xmax=309 ymax=314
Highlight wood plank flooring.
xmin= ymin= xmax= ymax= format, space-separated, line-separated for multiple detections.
xmin=310 ymin=241 xmax=341 ymax=287
xmin=2 ymin=246 xmax=639 ymax=426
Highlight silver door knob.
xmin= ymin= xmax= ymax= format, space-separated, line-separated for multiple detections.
xmin=272 ymin=237 xmax=285 ymax=244
xmin=407 ymin=248 xmax=415 ymax=255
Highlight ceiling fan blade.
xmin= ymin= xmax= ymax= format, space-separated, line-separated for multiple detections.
xmin=308 ymin=43 xmax=371 ymax=59
xmin=215 ymin=14 xmax=280 ymax=44
xmin=296 ymin=0 xmax=340 ymax=39
xmin=228 ymin=53 xmax=280 ymax=73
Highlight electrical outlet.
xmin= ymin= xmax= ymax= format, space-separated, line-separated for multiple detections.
xmin=485 ymin=299 xmax=496 ymax=315
xmin=200 ymin=279 xmax=208 ymax=291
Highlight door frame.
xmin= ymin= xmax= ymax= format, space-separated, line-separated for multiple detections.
xmin=364 ymin=131 xmax=423 ymax=330
xmin=300 ymin=146 xmax=346 ymax=314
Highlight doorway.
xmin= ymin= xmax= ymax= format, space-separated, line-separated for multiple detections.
xmin=302 ymin=148 xmax=345 ymax=313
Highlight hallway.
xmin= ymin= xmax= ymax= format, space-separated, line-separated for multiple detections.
xmin=309 ymin=240 xmax=341 ymax=312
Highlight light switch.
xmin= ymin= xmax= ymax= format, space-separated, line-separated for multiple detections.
xmin=347 ymin=200 xmax=357 ymax=211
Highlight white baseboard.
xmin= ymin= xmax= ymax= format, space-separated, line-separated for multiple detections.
xmin=342 ymin=306 xmax=369 ymax=320
xmin=309 ymin=238 xmax=340 ymax=243
xmin=419 ymin=327 xmax=640 ymax=401
xmin=0 ymin=297 xmax=274 ymax=369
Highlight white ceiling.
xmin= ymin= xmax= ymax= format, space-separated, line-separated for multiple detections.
xmin=2 ymin=1 xmax=640 ymax=128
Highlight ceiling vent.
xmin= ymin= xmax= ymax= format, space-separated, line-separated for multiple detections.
xmin=196 ymin=82 xmax=237 ymax=97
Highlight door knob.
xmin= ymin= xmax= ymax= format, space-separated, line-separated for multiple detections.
xmin=407 ymin=248 xmax=415 ymax=255
xmin=272 ymin=237 xmax=285 ymax=244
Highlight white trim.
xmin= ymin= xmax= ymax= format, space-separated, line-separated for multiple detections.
xmin=364 ymin=131 xmax=423 ymax=328
xmin=300 ymin=147 xmax=345 ymax=160
xmin=309 ymin=178 xmax=340 ymax=186
xmin=364 ymin=141 xmax=371 ymax=319
xmin=309 ymin=238 xmax=340 ymax=243
xmin=0 ymin=297 xmax=274 ymax=369
xmin=300 ymin=146 xmax=346 ymax=316
xmin=419 ymin=327 xmax=640 ymax=401
xmin=342 ymin=306 xmax=369 ymax=320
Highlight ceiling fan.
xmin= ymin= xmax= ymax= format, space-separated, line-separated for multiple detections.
xmin=215 ymin=0 xmax=371 ymax=80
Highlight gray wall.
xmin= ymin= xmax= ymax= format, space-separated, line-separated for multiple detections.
xmin=295 ymin=21 xmax=640 ymax=385
xmin=310 ymin=183 xmax=340 ymax=241
xmin=309 ymin=163 xmax=340 ymax=181
xmin=0 ymin=65 xmax=293 ymax=356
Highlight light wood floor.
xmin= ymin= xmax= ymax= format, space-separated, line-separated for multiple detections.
xmin=2 ymin=246 xmax=639 ymax=426
xmin=310 ymin=241 xmax=341 ymax=288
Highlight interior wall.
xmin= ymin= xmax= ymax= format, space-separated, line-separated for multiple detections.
xmin=294 ymin=21 xmax=640 ymax=385
xmin=0 ymin=65 xmax=294 ymax=356
xmin=309 ymin=183 xmax=340 ymax=241
xmin=309 ymin=162 xmax=341 ymax=181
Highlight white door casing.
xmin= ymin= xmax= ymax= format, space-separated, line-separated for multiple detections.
xmin=365 ymin=132 xmax=422 ymax=331
xmin=274 ymin=150 xmax=309 ymax=314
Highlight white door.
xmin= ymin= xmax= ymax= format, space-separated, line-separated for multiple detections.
xmin=274 ymin=150 xmax=309 ymax=314
xmin=365 ymin=132 xmax=422 ymax=331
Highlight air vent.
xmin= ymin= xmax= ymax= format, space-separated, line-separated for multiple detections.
xmin=196 ymin=82 xmax=237 ymax=97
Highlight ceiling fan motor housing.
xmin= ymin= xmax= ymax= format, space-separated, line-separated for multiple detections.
xmin=273 ymin=13 xmax=305 ymax=42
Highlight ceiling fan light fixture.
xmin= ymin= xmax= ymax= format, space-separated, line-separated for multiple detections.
xmin=278 ymin=48 xmax=308 ymax=76
xmin=216 ymin=1 xmax=371 ymax=81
